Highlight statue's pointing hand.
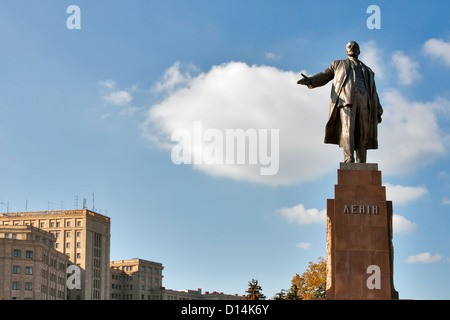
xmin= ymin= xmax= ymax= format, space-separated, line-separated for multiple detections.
xmin=297 ymin=73 xmax=312 ymax=87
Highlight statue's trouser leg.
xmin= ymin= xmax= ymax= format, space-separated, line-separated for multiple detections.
xmin=340 ymin=106 xmax=356 ymax=163
xmin=354 ymin=88 xmax=369 ymax=163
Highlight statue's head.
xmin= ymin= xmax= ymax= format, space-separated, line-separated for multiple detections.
xmin=346 ymin=41 xmax=360 ymax=58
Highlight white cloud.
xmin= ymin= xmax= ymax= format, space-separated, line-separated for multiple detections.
xmin=143 ymin=61 xmax=338 ymax=186
xmin=391 ymin=51 xmax=421 ymax=86
xmin=393 ymin=214 xmax=417 ymax=234
xmin=103 ymin=90 xmax=133 ymax=106
xmin=406 ymin=252 xmax=442 ymax=264
xmin=442 ymin=197 xmax=450 ymax=205
xmin=372 ymin=90 xmax=448 ymax=175
xmin=98 ymin=79 xmax=116 ymax=89
xmin=277 ymin=203 xmax=326 ymax=225
xmin=360 ymin=40 xmax=385 ymax=79
xmin=364 ymin=41 xmax=450 ymax=174
xmin=296 ymin=242 xmax=312 ymax=250
xmin=265 ymin=52 xmax=281 ymax=60
xmin=152 ymin=61 xmax=198 ymax=93
xmin=385 ymin=183 xmax=428 ymax=205
xmin=423 ymin=38 xmax=450 ymax=67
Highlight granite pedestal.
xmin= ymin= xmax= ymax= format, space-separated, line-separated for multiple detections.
xmin=326 ymin=163 xmax=399 ymax=299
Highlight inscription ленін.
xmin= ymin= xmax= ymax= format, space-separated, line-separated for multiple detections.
xmin=344 ymin=205 xmax=379 ymax=215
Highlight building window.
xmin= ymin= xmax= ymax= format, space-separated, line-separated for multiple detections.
xmin=12 ymin=281 xmax=20 ymax=290
xmin=26 ymin=266 xmax=33 ymax=275
xmin=66 ymin=242 xmax=70 ymax=248
xmin=67 ymin=221 xmax=71 ymax=227
xmin=40 ymin=222 xmax=45 ymax=228
xmin=51 ymin=222 xmax=55 ymax=227
xmin=13 ymin=249 xmax=21 ymax=258
xmin=13 ymin=266 xmax=21 ymax=274
xmin=26 ymin=250 xmax=33 ymax=259
xmin=25 ymin=282 xmax=32 ymax=291
xmin=12 ymin=234 xmax=17 ymax=239
xmin=67 ymin=231 xmax=71 ymax=238
xmin=77 ymin=221 xmax=82 ymax=227
xmin=76 ymin=242 xmax=81 ymax=248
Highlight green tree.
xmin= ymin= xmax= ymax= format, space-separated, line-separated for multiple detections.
xmin=245 ymin=279 xmax=266 ymax=300
xmin=273 ymin=289 xmax=287 ymax=300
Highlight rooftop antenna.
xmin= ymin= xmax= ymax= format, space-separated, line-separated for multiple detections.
xmin=92 ymin=192 xmax=95 ymax=212
xmin=82 ymin=198 xmax=87 ymax=209
xmin=41 ymin=200 xmax=52 ymax=211
xmin=1 ymin=201 xmax=9 ymax=213
xmin=74 ymin=196 xmax=78 ymax=209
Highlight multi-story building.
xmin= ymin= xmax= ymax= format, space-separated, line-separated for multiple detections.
xmin=1 ymin=210 xmax=241 ymax=300
xmin=0 ymin=225 xmax=68 ymax=300
xmin=110 ymin=258 xmax=244 ymax=300
xmin=110 ymin=258 xmax=164 ymax=300
xmin=0 ymin=209 xmax=111 ymax=300
xmin=151 ymin=287 xmax=244 ymax=300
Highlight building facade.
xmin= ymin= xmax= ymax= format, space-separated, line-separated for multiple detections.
xmin=0 ymin=209 xmax=111 ymax=300
xmin=151 ymin=288 xmax=244 ymax=300
xmin=1 ymin=210 xmax=242 ymax=300
xmin=110 ymin=258 xmax=164 ymax=300
xmin=0 ymin=225 xmax=68 ymax=300
xmin=110 ymin=258 xmax=244 ymax=300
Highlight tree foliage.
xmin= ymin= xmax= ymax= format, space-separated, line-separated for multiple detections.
xmin=245 ymin=279 xmax=266 ymax=300
xmin=287 ymin=256 xmax=327 ymax=300
xmin=272 ymin=289 xmax=287 ymax=300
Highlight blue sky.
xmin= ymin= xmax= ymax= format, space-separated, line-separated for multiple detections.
xmin=0 ymin=1 xmax=449 ymax=300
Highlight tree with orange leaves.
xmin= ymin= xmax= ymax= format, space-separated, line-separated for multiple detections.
xmin=289 ymin=256 xmax=327 ymax=300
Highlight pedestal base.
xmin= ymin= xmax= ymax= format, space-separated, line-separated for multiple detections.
xmin=326 ymin=163 xmax=398 ymax=300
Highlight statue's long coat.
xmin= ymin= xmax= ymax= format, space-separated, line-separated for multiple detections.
xmin=308 ymin=58 xmax=383 ymax=150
